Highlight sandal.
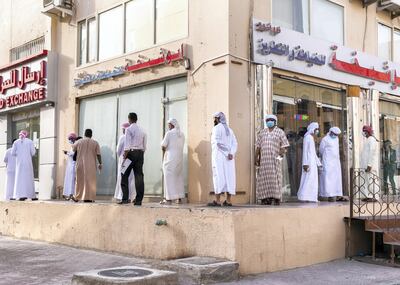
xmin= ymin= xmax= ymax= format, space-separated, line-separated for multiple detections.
xmin=160 ymin=199 xmax=171 ymax=205
xmin=336 ymin=196 xmax=349 ymax=202
xmin=174 ymin=199 xmax=182 ymax=204
xmin=207 ymin=200 xmax=222 ymax=207
xmin=223 ymin=201 xmax=233 ymax=207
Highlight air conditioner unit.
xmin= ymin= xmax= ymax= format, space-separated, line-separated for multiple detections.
xmin=42 ymin=0 xmax=74 ymax=17
xmin=378 ymin=0 xmax=400 ymax=18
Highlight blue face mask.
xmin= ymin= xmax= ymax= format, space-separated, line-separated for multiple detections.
xmin=330 ymin=134 xmax=337 ymax=139
xmin=266 ymin=121 xmax=275 ymax=128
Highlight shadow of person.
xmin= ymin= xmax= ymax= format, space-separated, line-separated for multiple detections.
xmin=189 ymin=140 xmax=212 ymax=203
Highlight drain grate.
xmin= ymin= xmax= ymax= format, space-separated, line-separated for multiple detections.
xmin=98 ymin=268 xmax=152 ymax=278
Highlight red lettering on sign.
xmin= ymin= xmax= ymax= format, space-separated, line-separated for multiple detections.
xmin=0 ymin=99 xmax=5 ymax=109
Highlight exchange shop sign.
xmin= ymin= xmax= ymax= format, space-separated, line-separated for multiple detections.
xmin=252 ymin=19 xmax=400 ymax=96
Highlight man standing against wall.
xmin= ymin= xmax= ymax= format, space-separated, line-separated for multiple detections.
xmin=208 ymin=112 xmax=238 ymax=207
xmin=3 ymin=139 xmax=17 ymax=200
xmin=12 ymin=131 xmax=37 ymax=201
xmin=120 ymin=113 xmax=147 ymax=206
xmin=382 ymin=140 xmax=397 ymax=195
xmin=72 ymin=129 xmax=102 ymax=203
xmin=255 ymin=115 xmax=289 ymax=205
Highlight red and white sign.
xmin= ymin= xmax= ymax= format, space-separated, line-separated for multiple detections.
xmin=0 ymin=50 xmax=50 ymax=111
xmin=252 ymin=19 xmax=400 ymax=96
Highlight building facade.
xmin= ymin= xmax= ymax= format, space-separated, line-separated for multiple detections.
xmin=0 ymin=0 xmax=399 ymax=203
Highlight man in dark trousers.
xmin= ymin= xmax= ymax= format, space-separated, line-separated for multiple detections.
xmin=119 ymin=113 xmax=147 ymax=205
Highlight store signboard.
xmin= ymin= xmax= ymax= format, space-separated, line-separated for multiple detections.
xmin=252 ymin=19 xmax=400 ymax=96
xmin=0 ymin=50 xmax=57 ymax=113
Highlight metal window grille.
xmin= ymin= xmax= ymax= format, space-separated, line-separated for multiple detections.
xmin=9 ymin=36 xmax=46 ymax=62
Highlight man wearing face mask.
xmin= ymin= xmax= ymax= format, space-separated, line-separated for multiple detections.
xmin=62 ymin=133 xmax=78 ymax=200
xmin=297 ymin=122 xmax=322 ymax=202
xmin=319 ymin=127 xmax=343 ymax=202
xmin=208 ymin=112 xmax=238 ymax=207
xmin=360 ymin=125 xmax=379 ymax=202
xmin=12 ymin=130 xmax=37 ymax=201
xmin=255 ymin=114 xmax=290 ymax=205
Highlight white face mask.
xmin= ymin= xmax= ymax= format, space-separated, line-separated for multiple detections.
xmin=314 ymin=129 xmax=320 ymax=135
xmin=362 ymin=132 xmax=367 ymax=137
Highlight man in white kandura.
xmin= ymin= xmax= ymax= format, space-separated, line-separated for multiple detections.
xmin=208 ymin=112 xmax=238 ymax=207
xmin=12 ymin=130 xmax=37 ymax=201
xmin=114 ymin=122 xmax=135 ymax=202
xmin=360 ymin=125 xmax=379 ymax=202
xmin=297 ymin=122 xmax=322 ymax=203
xmin=160 ymin=118 xmax=185 ymax=205
xmin=319 ymin=127 xmax=345 ymax=202
xmin=63 ymin=133 xmax=78 ymax=200
xmin=3 ymin=139 xmax=17 ymax=201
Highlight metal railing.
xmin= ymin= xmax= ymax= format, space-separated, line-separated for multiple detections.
xmin=9 ymin=36 xmax=45 ymax=62
xmin=350 ymin=168 xmax=400 ymax=232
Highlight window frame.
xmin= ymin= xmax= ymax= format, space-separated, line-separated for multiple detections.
xmin=270 ymin=0 xmax=346 ymax=45
xmin=76 ymin=0 xmax=189 ymax=68
xmin=377 ymin=21 xmax=393 ymax=61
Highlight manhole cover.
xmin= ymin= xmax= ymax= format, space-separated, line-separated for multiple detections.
xmin=98 ymin=268 xmax=152 ymax=278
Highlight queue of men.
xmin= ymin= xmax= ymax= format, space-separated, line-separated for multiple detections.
xmin=2 ymin=111 xmax=380 ymax=206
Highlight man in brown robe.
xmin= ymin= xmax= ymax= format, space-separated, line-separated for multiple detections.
xmin=72 ymin=129 xmax=102 ymax=202
xmin=255 ymin=114 xmax=290 ymax=205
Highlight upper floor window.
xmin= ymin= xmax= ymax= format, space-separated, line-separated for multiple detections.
xmin=378 ymin=23 xmax=392 ymax=61
xmin=77 ymin=0 xmax=189 ymax=66
xmin=9 ymin=36 xmax=45 ymax=62
xmin=78 ymin=18 xmax=97 ymax=66
xmin=393 ymin=29 xmax=400 ymax=63
xmin=272 ymin=0 xmax=344 ymax=45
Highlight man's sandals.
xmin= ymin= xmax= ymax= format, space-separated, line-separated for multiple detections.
xmin=207 ymin=200 xmax=232 ymax=207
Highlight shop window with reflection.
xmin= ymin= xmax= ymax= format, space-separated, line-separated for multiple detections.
xmin=272 ymin=76 xmax=347 ymax=199
xmin=379 ymin=99 xmax=400 ymax=194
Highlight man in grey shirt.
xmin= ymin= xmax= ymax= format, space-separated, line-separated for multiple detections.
xmin=119 ymin=112 xmax=147 ymax=205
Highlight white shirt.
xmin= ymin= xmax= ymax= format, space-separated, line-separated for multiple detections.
xmin=124 ymin=123 xmax=147 ymax=151
xmin=3 ymin=148 xmax=16 ymax=173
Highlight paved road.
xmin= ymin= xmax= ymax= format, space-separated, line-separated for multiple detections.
xmin=1 ymin=236 xmax=400 ymax=285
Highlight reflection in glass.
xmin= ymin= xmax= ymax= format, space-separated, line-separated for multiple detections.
xmin=272 ymin=0 xmax=309 ymax=34
xmin=99 ymin=6 xmax=123 ymax=60
xmin=156 ymin=0 xmax=188 ymax=44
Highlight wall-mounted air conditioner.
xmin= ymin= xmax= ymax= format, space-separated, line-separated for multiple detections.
xmin=378 ymin=0 xmax=400 ymax=18
xmin=42 ymin=0 xmax=74 ymax=18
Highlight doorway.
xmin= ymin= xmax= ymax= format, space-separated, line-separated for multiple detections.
xmin=272 ymin=76 xmax=347 ymax=200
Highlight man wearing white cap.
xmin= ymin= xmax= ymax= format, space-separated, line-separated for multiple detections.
xmin=12 ymin=130 xmax=37 ymax=201
xmin=114 ymin=123 xmax=135 ymax=202
xmin=297 ymin=122 xmax=322 ymax=202
xmin=160 ymin=118 xmax=185 ymax=204
xmin=208 ymin=112 xmax=238 ymax=207
xmin=319 ymin=127 xmax=344 ymax=202
xmin=63 ymin=133 xmax=78 ymax=200
xmin=255 ymin=114 xmax=290 ymax=205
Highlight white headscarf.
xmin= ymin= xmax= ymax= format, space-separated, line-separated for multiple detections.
xmin=305 ymin=122 xmax=319 ymax=136
xmin=213 ymin=112 xmax=230 ymax=136
xmin=168 ymin=118 xmax=182 ymax=137
xmin=329 ymin=127 xmax=341 ymax=135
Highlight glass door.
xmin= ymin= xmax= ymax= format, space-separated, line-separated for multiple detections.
xmin=272 ymin=76 xmax=346 ymax=200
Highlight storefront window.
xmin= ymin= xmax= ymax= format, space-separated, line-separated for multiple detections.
xmin=311 ymin=0 xmax=344 ymax=45
xmin=378 ymin=23 xmax=392 ymax=61
xmin=379 ymin=99 xmax=400 ymax=194
xmin=272 ymin=0 xmax=309 ymax=34
xmin=98 ymin=5 xmax=124 ymax=60
xmin=12 ymin=117 xmax=40 ymax=179
xmin=272 ymin=76 xmax=346 ymax=199
xmin=125 ymin=0 xmax=154 ymax=53
xmin=156 ymin=0 xmax=188 ymax=44
xmin=79 ymin=78 xmax=187 ymax=197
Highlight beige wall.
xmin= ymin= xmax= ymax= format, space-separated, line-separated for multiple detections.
xmin=0 ymin=201 xmax=348 ymax=274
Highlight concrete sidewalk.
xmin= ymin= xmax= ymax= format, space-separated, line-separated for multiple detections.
xmin=1 ymin=236 xmax=400 ymax=285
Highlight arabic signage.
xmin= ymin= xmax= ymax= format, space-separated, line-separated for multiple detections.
xmin=0 ymin=50 xmax=54 ymax=112
xmin=74 ymin=45 xmax=185 ymax=88
xmin=252 ymin=19 xmax=400 ymax=96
